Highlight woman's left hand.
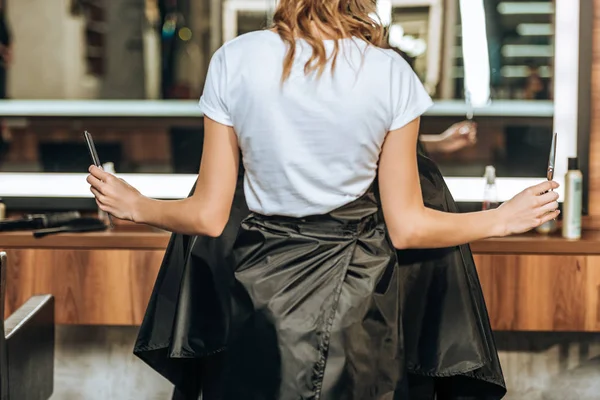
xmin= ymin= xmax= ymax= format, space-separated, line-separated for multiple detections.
xmin=86 ymin=165 xmax=143 ymax=221
xmin=437 ymin=120 xmax=477 ymax=153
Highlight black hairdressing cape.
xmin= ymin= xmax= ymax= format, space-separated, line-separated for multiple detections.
xmin=133 ymin=147 xmax=507 ymax=399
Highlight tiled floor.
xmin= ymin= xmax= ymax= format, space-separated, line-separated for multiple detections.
xmin=49 ymin=326 xmax=600 ymax=400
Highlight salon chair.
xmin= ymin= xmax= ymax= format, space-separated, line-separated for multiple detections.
xmin=0 ymin=252 xmax=55 ymax=400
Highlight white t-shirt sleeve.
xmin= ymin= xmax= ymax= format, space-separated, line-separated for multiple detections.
xmin=199 ymin=47 xmax=233 ymax=126
xmin=389 ymin=58 xmax=434 ymax=131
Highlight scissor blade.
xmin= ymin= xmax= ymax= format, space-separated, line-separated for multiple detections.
xmin=547 ymin=132 xmax=557 ymax=181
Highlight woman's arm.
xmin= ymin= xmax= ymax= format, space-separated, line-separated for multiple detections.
xmin=419 ymin=135 xmax=444 ymax=153
xmin=87 ymin=117 xmax=239 ymax=237
xmin=419 ymin=121 xmax=477 ymax=154
xmin=379 ymin=117 xmax=560 ymax=249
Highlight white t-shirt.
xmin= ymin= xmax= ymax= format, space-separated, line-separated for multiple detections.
xmin=199 ymin=30 xmax=433 ymax=217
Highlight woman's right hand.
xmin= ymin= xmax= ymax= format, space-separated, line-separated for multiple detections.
xmin=494 ymin=180 xmax=560 ymax=236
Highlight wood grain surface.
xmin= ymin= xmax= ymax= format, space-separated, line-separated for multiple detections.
xmin=475 ymin=254 xmax=600 ymax=332
xmin=0 ymin=229 xmax=169 ymax=249
xmin=2 ymin=248 xmax=163 ymax=325
xmin=3 ymin=224 xmax=600 ymax=328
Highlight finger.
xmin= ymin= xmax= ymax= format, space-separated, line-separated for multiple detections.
xmin=458 ymin=124 xmax=471 ymax=135
xmin=468 ymin=127 xmax=477 ymax=140
xmin=537 ymin=210 xmax=561 ymax=225
xmin=86 ymin=174 xmax=105 ymax=193
xmin=94 ymin=196 xmax=116 ymax=215
xmin=537 ymin=201 xmax=559 ymax=216
xmin=89 ymin=165 xmax=111 ymax=181
xmin=529 ymin=180 xmax=559 ymax=194
xmin=90 ymin=187 xmax=110 ymax=205
xmin=535 ymin=190 xmax=559 ymax=206
xmin=95 ymin=198 xmax=115 ymax=215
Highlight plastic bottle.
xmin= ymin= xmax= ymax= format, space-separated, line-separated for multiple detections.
xmin=482 ymin=165 xmax=499 ymax=210
xmin=562 ymin=157 xmax=583 ymax=240
xmin=98 ymin=162 xmax=116 ymax=225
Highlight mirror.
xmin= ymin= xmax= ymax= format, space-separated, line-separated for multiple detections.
xmin=5 ymin=0 xmax=555 ymax=101
xmin=0 ymin=0 xmax=590 ymax=213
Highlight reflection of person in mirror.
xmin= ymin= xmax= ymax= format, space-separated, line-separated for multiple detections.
xmin=524 ymin=63 xmax=548 ymax=100
xmin=389 ymin=45 xmax=477 ymax=154
xmin=420 ymin=120 xmax=477 ymax=154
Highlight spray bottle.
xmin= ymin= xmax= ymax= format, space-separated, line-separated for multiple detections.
xmin=482 ymin=165 xmax=499 ymax=210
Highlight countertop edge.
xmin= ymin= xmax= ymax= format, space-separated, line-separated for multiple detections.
xmin=2 ymin=230 xmax=599 ymax=254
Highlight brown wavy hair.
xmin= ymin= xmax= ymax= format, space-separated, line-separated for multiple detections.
xmin=272 ymin=0 xmax=386 ymax=82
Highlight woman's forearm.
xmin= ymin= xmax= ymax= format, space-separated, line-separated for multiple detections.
xmin=133 ymin=196 xmax=226 ymax=237
xmin=390 ymin=207 xmax=504 ymax=249
xmin=418 ymin=135 xmax=441 ymax=153
xmin=419 ymin=134 xmax=440 ymax=143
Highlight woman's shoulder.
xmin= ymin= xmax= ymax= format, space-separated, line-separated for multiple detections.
xmin=367 ymin=44 xmax=414 ymax=67
xmin=357 ymin=43 xmax=417 ymax=78
xmin=220 ymin=30 xmax=280 ymax=54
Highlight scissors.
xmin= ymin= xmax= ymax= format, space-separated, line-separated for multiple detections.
xmin=547 ymin=132 xmax=557 ymax=182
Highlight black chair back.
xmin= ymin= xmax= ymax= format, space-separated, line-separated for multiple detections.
xmin=0 ymin=252 xmax=8 ymax=399
xmin=0 ymin=251 xmax=55 ymax=400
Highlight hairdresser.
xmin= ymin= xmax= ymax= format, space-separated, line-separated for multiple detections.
xmin=89 ymin=0 xmax=560 ymax=397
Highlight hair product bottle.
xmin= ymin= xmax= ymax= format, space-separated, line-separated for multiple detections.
xmin=0 ymin=197 xmax=5 ymax=221
xmin=562 ymin=157 xmax=583 ymax=240
xmin=98 ymin=162 xmax=116 ymax=225
xmin=482 ymin=165 xmax=499 ymax=210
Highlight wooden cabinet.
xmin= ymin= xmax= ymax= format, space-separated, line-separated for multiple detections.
xmin=474 ymin=254 xmax=600 ymax=332
xmin=1 ymin=228 xmax=167 ymax=325
xmin=4 ymin=248 xmax=163 ymax=325
xmin=4 ymin=228 xmax=600 ymax=331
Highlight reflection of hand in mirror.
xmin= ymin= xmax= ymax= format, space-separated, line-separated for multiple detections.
xmin=420 ymin=121 xmax=477 ymax=154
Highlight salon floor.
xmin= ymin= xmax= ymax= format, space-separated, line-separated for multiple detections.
xmin=49 ymin=326 xmax=600 ymax=400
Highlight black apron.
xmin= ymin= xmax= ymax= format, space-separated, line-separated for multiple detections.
xmin=133 ymin=150 xmax=507 ymax=399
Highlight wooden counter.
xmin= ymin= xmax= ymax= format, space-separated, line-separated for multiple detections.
xmin=1 ymin=227 xmax=166 ymax=327
xmin=2 ymin=227 xmax=600 ymax=332
xmin=4 ymin=227 xmax=600 ymax=253
xmin=0 ymin=226 xmax=170 ymax=249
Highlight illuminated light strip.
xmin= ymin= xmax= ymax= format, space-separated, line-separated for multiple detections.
xmin=444 ymin=176 xmax=564 ymax=203
xmin=375 ymin=0 xmax=392 ymax=26
xmin=501 ymin=44 xmax=554 ymax=58
xmin=459 ymin=0 xmax=490 ymax=108
xmin=516 ymin=23 xmax=553 ymax=36
xmin=0 ymin=173 xmax=197 ymax=199
xmin=497 ymin=2 xmax=554 ymax=15
xmin=0 ymin=100 xmax=203 ymax=118
xmin=500 ymin=65 xmax=552 ymax=78
xmin=0 ymin=99 xmax=554 ymax=118
xmin=552 ymin=0 xmax=579 ymax=183
xmin=0 ymin=173 xmax=565 ymax=204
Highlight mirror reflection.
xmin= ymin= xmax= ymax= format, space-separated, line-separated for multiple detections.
xmin=4 ymin=0 xmax=554 ymax=101
xmin=0 ymin=0 xmax=557 ymax=182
